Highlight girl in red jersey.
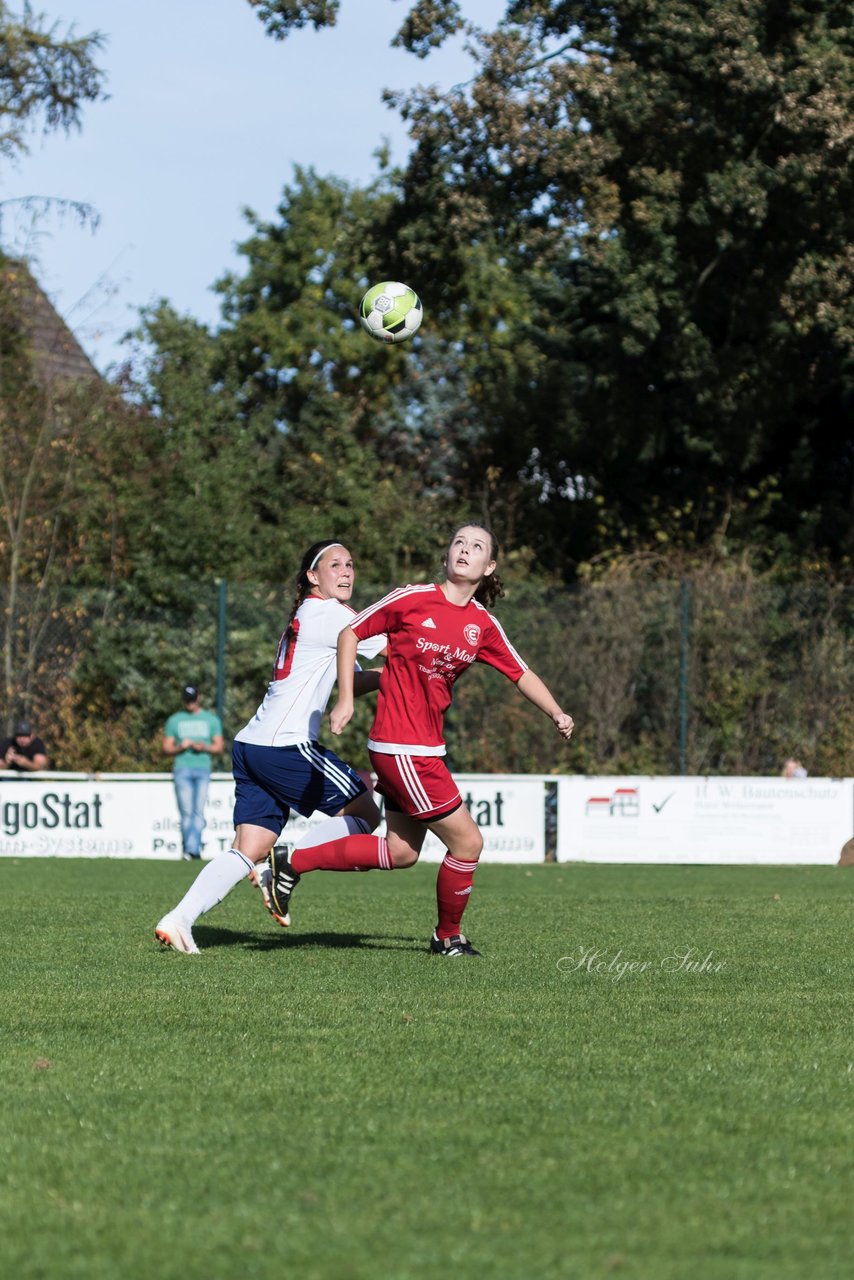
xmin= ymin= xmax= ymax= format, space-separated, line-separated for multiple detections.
xmin=267 ymin=523 xmax=574 ymax=957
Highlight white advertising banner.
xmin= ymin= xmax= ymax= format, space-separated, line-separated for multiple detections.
xmin=0 ymin=772 xmax=548 ymax=864
xmin=557 ymin=775 xmax=854 ymax=865
xmin=0 ymin=775 xmax=229 ymax=860
xmin=415 ymin=774 xmax=548 ymax=864
xmin=4 ymin=772 xmax=849 ymax=865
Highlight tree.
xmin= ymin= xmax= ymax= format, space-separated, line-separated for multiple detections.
xmin=0 ymin=2 xmax=105 ymax=160
xmin=245 ymin=1 xmax=341 ymax=38
xmin=246 ymin=1 xmax=854 ymax=570
xmin=244 ymin=0 xmax=470 ymax=51
xmin=385 ymin=1 xmax=854 ymax=566
xmin=0 ymin=259 xmax=130 ymax=735
xmin=121 ymin=304 xmax=268 ymax=590
xmin=207 ymin=167 xmax=462 ymax=580
xmin=0 ymin=6 xmax=107 ymax=729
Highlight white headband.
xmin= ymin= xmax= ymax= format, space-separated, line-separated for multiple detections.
xmin=309 ymin=542 xmax=345 ymax=570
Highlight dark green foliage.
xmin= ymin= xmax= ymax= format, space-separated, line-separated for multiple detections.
xmin=127 ymin=169 xmax=466 ymax=585
xmin=23 ymin=561 xmax=850 ymax=776
xmin=383 ymin=0 xmax=854 ymax=565
xmin=121 ymin=305 xmax=269 ymax=585
xmin=245 ymin=0 xmax=340 ymax=40
xmin=0 ymin=2 xmax=105 ymax=158
xmin=3 ymin=3 xmax=853 ymax=772
xmin=445 ymin=563 xmax=854 ymax=776
xmin=392 ymin=1 xmax=464 ymax=58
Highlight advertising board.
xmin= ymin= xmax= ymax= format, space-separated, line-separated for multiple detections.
xmin=556 ymin=775 xmax=853 ymax=864
xmin=0 ymin=772 xmax=548 ymax=864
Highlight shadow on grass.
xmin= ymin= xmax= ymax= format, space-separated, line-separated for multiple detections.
xmin=193 ymin=924 xmax=424 ymax=953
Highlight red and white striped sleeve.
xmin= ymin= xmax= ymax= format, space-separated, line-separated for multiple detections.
xmin=350 ymin=584 xmax=435 ymax=640
xmin=474 ymin=607 xmax=528 ymax=681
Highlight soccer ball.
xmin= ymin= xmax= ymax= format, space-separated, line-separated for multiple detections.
xmin=359 ymin=281 xmax=423 ymax=344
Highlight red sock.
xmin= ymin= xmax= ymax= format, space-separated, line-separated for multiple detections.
xmin=291 ymin=834 xmax=392 ymax=874
xmin=435 ymin=854 xmax=478 ymax=939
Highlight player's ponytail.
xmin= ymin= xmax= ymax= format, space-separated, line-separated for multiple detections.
xmin=476 ymin=567 xmax=505 ymax=609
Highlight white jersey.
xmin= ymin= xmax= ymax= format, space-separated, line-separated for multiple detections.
xmin=235 ymin=596 xmax=385 ymax=748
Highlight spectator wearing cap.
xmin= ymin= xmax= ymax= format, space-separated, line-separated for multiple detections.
xmin=162 ymin=686 xmax=224 ymax=859
xmin=0 ymin=721 xmax=49 ymax=773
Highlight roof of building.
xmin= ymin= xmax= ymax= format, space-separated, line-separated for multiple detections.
xmin=0 ymin=257 xmax=100 ymax=385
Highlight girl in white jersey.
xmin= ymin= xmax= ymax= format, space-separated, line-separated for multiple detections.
xmin=155 ymin=540 xmax=386 ymax=954
xmin=265 ymin=523 xmax=574 ymax=958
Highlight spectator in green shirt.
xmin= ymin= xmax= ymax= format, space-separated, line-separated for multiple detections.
xmin=162 ymin=685 xmax=224 ymax=859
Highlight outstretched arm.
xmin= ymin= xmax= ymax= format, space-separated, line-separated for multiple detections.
xmin=330 ymin=627 xmax=359 ymax=735
xmin=516 ymin=670 xmax=574 ymax=739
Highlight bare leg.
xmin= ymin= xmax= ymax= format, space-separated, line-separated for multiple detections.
xmin=232 ymin=823 xmax=279 ymax=863
xmin=423 ymin=805 xmax=483 ymax=863
xmin=342 ymin=791 xmax=382 ymax=830
xmin=384 ymin=809 xmax=427 ymax=867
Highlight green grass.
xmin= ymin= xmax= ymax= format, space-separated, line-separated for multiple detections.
xmin=1 ymin=859 xmax=852 ymax=1279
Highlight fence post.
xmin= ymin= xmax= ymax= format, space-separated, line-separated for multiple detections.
xmin=678 ymin=579 xmax=690 ymax=774
xmin=216 ymin=579 xmax=227 ymax=725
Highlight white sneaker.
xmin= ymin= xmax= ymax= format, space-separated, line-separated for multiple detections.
xmin=248 ymin=862 xmax=273 ymax=911
xmin=155 ymin=913 xmax=200 ymax=954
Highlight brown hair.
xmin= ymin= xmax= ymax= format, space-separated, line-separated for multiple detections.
xmin=446 ymin=523 xmax=505 ymax=609
xmin=282 ymin=540 xmax=344 ymax=642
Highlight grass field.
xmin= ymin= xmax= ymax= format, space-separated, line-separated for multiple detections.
xmin=1 ymin=858 xmax=852 ymax=1280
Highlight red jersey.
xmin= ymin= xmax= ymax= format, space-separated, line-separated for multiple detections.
xmin=349 ymin=583 xmax=527 ymax=756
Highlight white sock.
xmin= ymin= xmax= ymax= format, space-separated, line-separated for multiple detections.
xmin=295 ymin=814 xmax=371 ymax=850
xmin=172 ymin=848 xmax=254 ymax=925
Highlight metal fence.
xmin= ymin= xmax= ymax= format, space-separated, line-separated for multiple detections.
xmin=2 ymin=576 xmax=852 ymax=777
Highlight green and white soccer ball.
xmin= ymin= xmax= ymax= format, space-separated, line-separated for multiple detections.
xmin=359 ymin=281 xmax=423 ymax=344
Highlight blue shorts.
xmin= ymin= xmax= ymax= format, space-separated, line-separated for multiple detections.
xmin=231 ymin=739 xmax=367 ymax=836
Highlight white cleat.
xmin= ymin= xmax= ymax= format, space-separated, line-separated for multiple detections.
xmin=248 ymin=862 xmax=273 ymax=912
xmin=155 ymin=914 xmax=200 ymax=954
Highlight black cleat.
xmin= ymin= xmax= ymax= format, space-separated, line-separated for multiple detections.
xmin=268 ymin=843 xmax=300 ymax=927
xmin=429 ymin=930 xmax=482 ymax=957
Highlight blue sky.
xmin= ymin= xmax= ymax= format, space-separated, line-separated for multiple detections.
xmin=0 ymin=0 xmax=504 ymax=372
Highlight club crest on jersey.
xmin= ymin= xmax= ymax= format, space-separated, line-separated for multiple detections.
xmin=463 ymin=624 xmax=481 ymax=646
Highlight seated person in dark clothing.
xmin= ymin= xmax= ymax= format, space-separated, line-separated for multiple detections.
xmin=0 ymin=721 xmax=48 ymax=772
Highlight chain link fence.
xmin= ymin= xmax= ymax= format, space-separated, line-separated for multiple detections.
xmin=3 ymin=576 xmax=852 ymax=777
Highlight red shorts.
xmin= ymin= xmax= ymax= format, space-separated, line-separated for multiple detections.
xmin=369 ymin=750 xmax=462 ymax=822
